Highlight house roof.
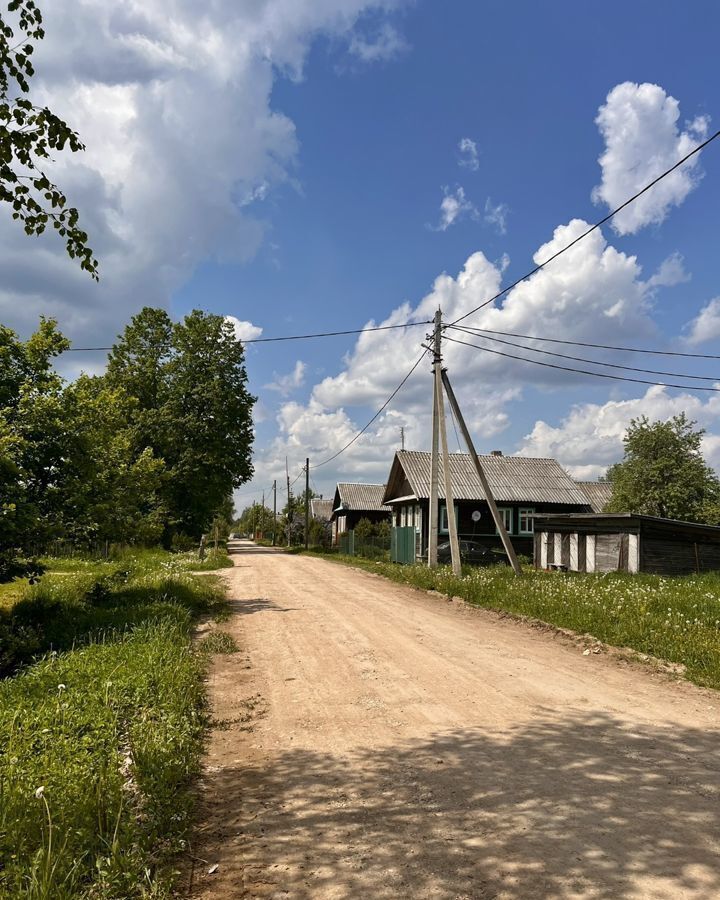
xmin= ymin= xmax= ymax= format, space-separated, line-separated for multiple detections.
xmin=333 ymin=483 xmax=391 ymax=514
xmin=310 ymin=499 xmax=333 ymax=522
xmin=382 ymin=450 xmax=589 ymax=506
xmin=574 ymin=481 xmax=613 ymax=513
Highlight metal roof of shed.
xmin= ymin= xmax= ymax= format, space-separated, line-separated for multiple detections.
xmin=574 ymin=481 xmax=613 ymax=513
xmin=333 ymin=483 xmax=391 ymax=513
xmin=310 ymin=499 xmax=333 ymax=521
xmin=383 ymin=450 xmax=588 ymax=506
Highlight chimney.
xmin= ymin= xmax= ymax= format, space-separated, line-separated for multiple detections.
xmin=490 ymin=450 xmax=503 ymax=456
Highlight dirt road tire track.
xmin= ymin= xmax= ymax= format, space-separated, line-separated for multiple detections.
xmin=188 ymin=542 xmax=720 ymax=899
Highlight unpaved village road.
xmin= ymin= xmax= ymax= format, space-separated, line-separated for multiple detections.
xmin=188 ymin=543 xmax=720 ymax=900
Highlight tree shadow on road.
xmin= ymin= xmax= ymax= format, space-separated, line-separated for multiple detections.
xmin=191 ymin=711 xmax=720 ymax=898
xmin=225 ymin=598 xmax=299 ymax=616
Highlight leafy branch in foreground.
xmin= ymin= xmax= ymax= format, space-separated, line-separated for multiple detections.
xmin=0 ymin=0 xmax=98 ymax=277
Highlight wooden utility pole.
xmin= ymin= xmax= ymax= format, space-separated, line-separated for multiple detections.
xmin=435 ymin=360 xmax=462 ymax=576
xmin=272 ymin=479 xmax=277 ymax=546
xmin=304 ymin=457 xmax=310 ymax=550
xmin=428 ymin=310 xmax=441 ymax=567
xmin=286 ymin=457 xmax=291 ymax=547
xmin=261 ymin=490 xmax=265 ymax=540
xmin=441 ymin=369 xmax=522 ymax=576
xmin=400 ymin=426 xmax=405 ymax=451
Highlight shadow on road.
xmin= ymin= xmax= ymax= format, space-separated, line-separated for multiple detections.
xmin=194 ymin=711 xmax=720 ymax=899
xmin=227 ymin=540 xmax=286 ymax=556
xmin=226 ymin=598 xmax=299 ymax=616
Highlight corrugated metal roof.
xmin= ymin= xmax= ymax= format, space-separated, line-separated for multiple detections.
xmin=335 ymin=483 xmax=391 ymax=512
xmin=310 ymin=499 xmax=333 ymax=521
xmin=387 ymin=451 xmax=589 ymax=505
xmin=574 ymin=481 xmax=613 ymax=513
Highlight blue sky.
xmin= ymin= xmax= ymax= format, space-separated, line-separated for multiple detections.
xmin=1 ymin=0 xmax=719 ymax=509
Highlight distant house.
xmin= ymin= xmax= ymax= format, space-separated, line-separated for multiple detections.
xmin=575 ymin=481 xmax=613 ymax=513
xmin=534 ymin=512 xmax=720 ymax=575
xmin=330 ymin=483 xmax=392 ymax=545
xmin=310 ymin=498 xmax=333 ymax=523
xmin=382 ymin=450 xmax=591 ymax=560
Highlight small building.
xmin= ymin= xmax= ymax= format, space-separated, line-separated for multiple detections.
xmin=310 ymin=498 xmax=333 ymax=523
xmin=382 ymin=450 xmax=591 ymax=561
xmin=330 ymin=483 xmax=392 ymax=545
xmin=574 ymin=481 xmax=613 ymax=513
xmin=534 ymin=513 xmax=720 ymax=575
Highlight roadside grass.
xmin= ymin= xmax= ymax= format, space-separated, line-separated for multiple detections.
xmin=0 ymin=549 xmax=232 ymax=898
xmin=310 ymin=552 xmax=720 ymax=691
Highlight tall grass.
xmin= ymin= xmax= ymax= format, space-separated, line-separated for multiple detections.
xmin=0 ymin=550 xmax=230 ymax=898
xmin=319 ymin=554 xmax=720 ymax=691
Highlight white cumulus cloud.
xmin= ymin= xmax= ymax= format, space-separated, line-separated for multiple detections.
xmin=225 ymin=316 xmax=263 ymax=342
xmin=685 ymin=298 xmax=720 ymax=346
xmin=484 ymin=197 xmax=509 ymax=235
xmin=266 ymin=360 xmax=307 ymax=395
xmin=348 ymin=21 xmax=408 ymax=63
xmin=592 ymin=81 xmax=708 ymax=235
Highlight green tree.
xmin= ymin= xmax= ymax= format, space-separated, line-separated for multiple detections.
xmin=605 ymin=414 xmax=720 ymax=523
xmin=0 ymin=0 xmax=97 ymax=276
xmin=107 ymin=308 xmax=256 ymax=541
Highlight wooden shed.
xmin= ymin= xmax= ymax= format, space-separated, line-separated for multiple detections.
xmin=534 ymin=513 xmax=720 ymax=575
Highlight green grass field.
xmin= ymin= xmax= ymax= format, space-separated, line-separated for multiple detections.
xmin=0 ymin=549 xmax=231 ymax=898
xmin=314 ymin=553 xmax=720 ymax=691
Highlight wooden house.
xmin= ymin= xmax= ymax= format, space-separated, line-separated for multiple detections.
xmin=382 ymin=450 xmax=591 ymax=560
xmin=534 ymin=513 xmax=720 ymax=575
xmin=310 ymin=498 xmax=333 ymax=523
xmin=330 ymin=483 xmax=392 ymax=545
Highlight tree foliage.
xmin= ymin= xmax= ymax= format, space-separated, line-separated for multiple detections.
xmin=0 ymin=0 xmax=97 ymax=276
xmin=1 ymin=309 xmax=255 ymax=573
xmin=605 ymin=414 xmax=720 ymax=523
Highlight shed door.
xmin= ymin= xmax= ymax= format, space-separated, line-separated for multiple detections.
xmin=595 ymin=534 xmax=622 ymax=572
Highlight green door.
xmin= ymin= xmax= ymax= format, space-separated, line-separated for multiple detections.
xmin=391 ymin=526 xmax=416 ymax=564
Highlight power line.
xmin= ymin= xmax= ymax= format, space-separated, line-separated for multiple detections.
xmin=310 ymin=349 xmax=430 ymax=469
xmin=61 ymin=319 xmax=433 ymax=353
xmin=449 ymin=325 xmax=720 ymax=360
xmin=447 ymin=325 xmax=720 ymax=381
xmin=448 ymin=128 xmax=720 ymax=328
xmin=443 ymin=333 xmax=720 ymax=393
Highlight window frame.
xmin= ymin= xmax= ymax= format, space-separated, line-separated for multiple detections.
xmin=496 ymin=507 xmax=513 ymax=535
xmin=439 ymin=503 xmax=459 ymax=534
xmin=518 ymin=507 xmax=535 ymax=535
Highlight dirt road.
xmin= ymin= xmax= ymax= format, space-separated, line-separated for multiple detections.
xmin=189 ymin=543 xmax=720 ymax=899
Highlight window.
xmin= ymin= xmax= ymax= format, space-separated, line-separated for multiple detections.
xmin=519 ymin=507 xmax=535 ymax=534
xmin=439 ymin=504 xmax=459 ymax=533
xmin=496 ymin=507 xmax=513 ymax=534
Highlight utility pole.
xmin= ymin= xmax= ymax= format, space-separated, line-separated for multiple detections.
xmin=304 ymin=457 xmax=310 ymax=550
xmin=428 ymin=309 xmax=441 ymax=567
xmin=400 ymin=426 xmax=405 ymax=451
xmin=272 ymin=479 xmax=277 ymax=546
xmin=436 ymin=358 xmax=462 ymax=576
xmin=286 ymin=457 xmax=291 ymax=547
xmin=261 ymin=490 xmax=265 ymax=540
xmin=441 ymin=370 xmax=522 ymax=576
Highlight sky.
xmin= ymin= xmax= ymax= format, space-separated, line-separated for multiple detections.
xmin=1 ymin=0 xmax=720 ymax=513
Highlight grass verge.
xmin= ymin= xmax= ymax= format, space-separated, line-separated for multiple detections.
xmin=0 ymin=549 xmax=230 ymax=898
xmin=309 ymin=552 xmax=720 ymax=691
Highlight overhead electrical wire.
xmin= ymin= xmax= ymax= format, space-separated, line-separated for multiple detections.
xmin=61 ymin=320 xmax=433 ymax=353
xmin=447 ymin=127 xmax=720 ymax=328
xmin=310 ymin=348 xmax=430 ymax=469
xmin=449 ymin=325 xmax=720 ymax=360
xmin=443 ymin=333 xmax=720 ymax=393
xmin=447 ymin=325 xmax=720 ymax=382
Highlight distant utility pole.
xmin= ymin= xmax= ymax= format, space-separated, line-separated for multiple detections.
xmin=400 ymin=426 xmax=405 ymax=451
xmin=261 ymin=490 xmax=265 ymax=540
xmin=272 ymin=479 xmax=277 ymax=546
xmin=304 ymin=457 xmax=310 ymax=550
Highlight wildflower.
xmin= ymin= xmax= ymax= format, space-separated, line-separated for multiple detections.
xmin=34 ymin=786 xmax=45 ymax=799
xmin=57 ymin=684 xmax=66 ymax=692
